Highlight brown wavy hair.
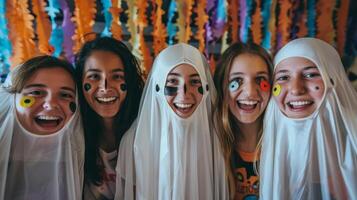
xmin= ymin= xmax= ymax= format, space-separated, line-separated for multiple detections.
xmin=212 ymin=42 xmax=273 ymax=198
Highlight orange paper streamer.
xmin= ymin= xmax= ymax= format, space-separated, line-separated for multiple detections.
xmin=296 ymin=0 xmax=308 ymax=38
xmin=6 ymin=0 xmax=37 ymax=68
xmin=110 ymin=0 xmax=123 ymax=40
xmin=32 ymin=0 xmax=54 ymax=55
xmin=195 ymin=0 xmax=208 ymax=52
xmin=251 ymin=0 xmax=262 ymax=44
xmin=72 ymin=0 xmax=96 ymax=53
xmin=316 ymin=0 xmax=335 ymax=44
xmin=152 ymin=0 xmax=167 ymax=56
xmin=227 ymin=0 xmax=239 ymax=43
xmin=176 ymin=0 xmax=193 ymax=43
xmin=268 ymin=0 xmax=277 ymax=52
xmin=336 ymin=0 xmax=349 ymax=54
xmin=277 ymin=0 xmax=293 ymax=48
xmin=137 ymin=0 xmax=152 ymax=73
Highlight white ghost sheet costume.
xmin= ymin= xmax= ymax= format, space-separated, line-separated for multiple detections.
xmin=0 ymin=73 xmax=85 ymax=200
xmin=260 ymin=38 xmax=357 ymax=200
xmin=115 ymin=43 xmax=227 ymax=200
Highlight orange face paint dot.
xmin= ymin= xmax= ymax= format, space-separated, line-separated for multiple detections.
xmin=260 ymin=80 xmax=270 ymax=92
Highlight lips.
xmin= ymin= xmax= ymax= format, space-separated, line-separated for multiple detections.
xmin=95 ymin=96 xmax=118 ymax=104
xmin=34 ymin=115 xmax=63 ymax=128
xmin=287 ymin=100 xmax=313 ymax=110
xmin=237 ymin=100 xmax=259 ymax=112
xmin=174 ymin=103 xmax=194 ymax=113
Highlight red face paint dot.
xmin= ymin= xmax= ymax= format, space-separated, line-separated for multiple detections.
xmin=260 ymin=80 xmax=270 ymax=92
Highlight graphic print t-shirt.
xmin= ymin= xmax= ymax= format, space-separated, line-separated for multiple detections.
xmin=232 ymin=150 xmax=259 ymax=200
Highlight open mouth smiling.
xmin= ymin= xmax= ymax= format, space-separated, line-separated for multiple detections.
xmin=174 ymin=103 xmax=194 ymax=112
xmin=237 ymin=100 xmax=259 ymax=111
xmin=287 ymin=100 xmax=314 ymax=110
xmin=34 ymin=115 xmax=63 ymax=127
xmin=95 ymin=96 xmax=118 ymax=104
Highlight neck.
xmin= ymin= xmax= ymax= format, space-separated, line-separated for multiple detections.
xmin=235 ymin=118 xmax=262 ymax=153
xmin=100 ymin=118 xmax=116 ymax=152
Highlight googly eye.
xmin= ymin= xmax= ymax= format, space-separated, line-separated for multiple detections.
xmin=229 ymin=80 xmax=240 ymax=92
xmin=20 ymin=96 xmax=35 ymax=108
xmin=273 ymin=84 xmax=281 ymax=96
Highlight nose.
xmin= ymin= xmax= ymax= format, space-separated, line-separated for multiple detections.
xmin=176 ymin=84 xmax=189 ymax=99
xmin=43 ymin=94 xmax=59 ymax=110
xmin=99 ymin=78 xmax=108 ymax=92
xmin=289 ymin=76 xmax=306 ymax=95
xmin=243 ymin=81 xmax=259 ymax=97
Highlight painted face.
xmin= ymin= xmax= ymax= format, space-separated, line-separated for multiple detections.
xmin=228 ymin=53 xmax=270 ymax=124
xmin=15 ymin=67 xmax=76 ymax=135
xmin=82 ymin=50 xmax=127 ymax=118
xmin=165 ymin=64 xmax=203 ymax=118
xmin=273 ymin=57 xmax=325 ymax=118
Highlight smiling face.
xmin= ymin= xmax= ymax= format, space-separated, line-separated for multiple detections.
xmin=82 ymin=50 xmax=127 ymax=119
xmin=15 ymin=67 xmax=76 ymax=135
xmin=227 ymin=53 xmax=271 ymax=124
xmin=273 ymin=57 xmax=325 ymax=118
xmin=165 ymin=64 xmax=203 ymax=118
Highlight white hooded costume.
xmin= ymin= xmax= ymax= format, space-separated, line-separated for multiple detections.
xmin=0 ymin=74 xmax=84 ymax=200
xmin=260 ymin=38 xmax=357 ymax=199
xmin=115 ymin=43 xmax=227 ymax=200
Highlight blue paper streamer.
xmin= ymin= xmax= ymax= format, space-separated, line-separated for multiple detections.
xmin=307 ymin=0 xmax=316 ymax=37
xmin=212 ymin=0 xmax=227 ymax=39
xmin=46 ymin=0 xmax=63 ymax=57
xmin=0 ymin=0 xmax=12 ymax=78
xmin=262 ymin=0 xmax=272 ymax=50
xmin=242 ymin=0 xmax=254 ymax=43
xmin=167 ymin=0 xmax=177 ymax=45
xmin=101 ymin=0 xmax=113 ymax=37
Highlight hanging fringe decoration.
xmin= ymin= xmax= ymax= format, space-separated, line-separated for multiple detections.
xmin=137 ymin=0 xmax=152 ymax=73
xmin=46 ymin=0 xmax=63 ymax=57
xmin=32 ymin=0 xmax=54 ymax=55
xmin=72 ymin=0 xmax=96 ymax=53
xmin=262 ymin=0 xmax=273 ymax=50
xmin=227 ymin=0 xmax=239 ymax=43
xmin=296 ymin=0 xmax=308 ymax=38
xmin=0 ymin=0 xmax=12 ymax=73
xmin=240 ymin=0 xmax=254 ymax=43
xmin=277 ymin=0 xmax=293 ymax=49
xmin=212 ymin=0 xmax=227 ymax=40
xmin=316 ymin=0 xmax=335 ymax=44
xmin=152 ymin=0 xmax=167 ymax=55
xmin=126 ymin=0 xmax=140 ymax=59
xmin=167 ymin=0 xmax=177 ymax=45
xmin=6 ymin=0 xmax=37 ymax=67
xmin=307 ymin=0 xmax=316 ymax=37
xmin=176 ymin=0 xmax=193 ymax=43
xmin=336 ymin=0 xmax=349 ymax=55
xmin=251 ymin=0 xmax=262 ymax=45
xmin=110 ymin=0 xmax=123 ymax=40
xmin=101 ymin=0 xmax=113 ymax=37
xmin=60 ymin=0 xmax=75 ymax=63
xmin=195 ymin=0 xmax=208 ymax=52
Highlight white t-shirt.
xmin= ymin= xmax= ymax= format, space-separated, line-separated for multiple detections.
xmin=84 ymin=149 xmax=117 ymax=200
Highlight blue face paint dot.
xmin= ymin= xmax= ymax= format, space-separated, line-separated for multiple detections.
xmin=229 ymin=80 xmax=240 ymax=92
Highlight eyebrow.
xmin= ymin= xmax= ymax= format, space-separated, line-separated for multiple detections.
xmin=24 ymin=84 xmax=75 ymax=94
xmin=86 ymin=68 xmax=124 ymax=73
xmin=303 ymin=66 xmax=318 ymax=71
xmin=167 ymin=73 xmax=200 ymax=78
xmin=230 ymin=71 xmax=269 ymax=76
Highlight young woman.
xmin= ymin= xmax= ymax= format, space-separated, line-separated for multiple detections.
xmin=213 ymin=42 xmax=273 ymax=199
xmin=260 ymin=38 xmax=357 ymax=199
xmin=0 ymin=55 xmax=84 ymax=200
xmin=117 ymin=43 xmax=227 ymax=200
xmin=75 ymin=37 xmax=144 ymax=200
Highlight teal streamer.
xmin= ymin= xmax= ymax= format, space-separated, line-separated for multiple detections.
xmin=101 ymin=0 xmax=113 ymax=37
xmin=307 ymin=0 xmax=316 ymax=37
xmin=0 ymin=0 xmax=12 ymax=78
xmin=46 ymin=0 xmax=63 ymax=57
xmin=262 ymin=0 xmax=272 ymax=50
xmin=167 ymin=0 xmax=177 ymax=45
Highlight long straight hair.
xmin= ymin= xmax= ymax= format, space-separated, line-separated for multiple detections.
xmin=213 ymin=42 xmax=273 ymax=197
xmin=75 ymin=37 xmax=144 ymax=185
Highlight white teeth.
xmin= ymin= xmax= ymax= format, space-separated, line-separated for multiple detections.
xmin=37 ymin=116 xmax=60 ymax=120
xmin=97 ymin=97 xmax=117 ymax=102
xmin=238 ymin=100 xmax=258 ymax=105
xmin=289 ymin=101 xmax=312 ymax=106
xmin=175 ymin=103 xmax=193 ymax=108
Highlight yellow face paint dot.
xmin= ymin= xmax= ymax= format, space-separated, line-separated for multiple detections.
xmin=20 ymin=96 xmax=35 ymax=108
xmin=273 ymin=84 xmax=281 ymax=96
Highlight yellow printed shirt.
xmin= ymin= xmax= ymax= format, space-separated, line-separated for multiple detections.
xmin=232 ymin=150 xmax=259 ymax=200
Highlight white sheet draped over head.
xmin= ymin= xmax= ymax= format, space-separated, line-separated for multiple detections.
xmin=0 ymin=75 xmax=84 ymax=200
xmin=260 ymin=38 xmax=357 ymax=199
xmin=116 ymin=43 xmax=227 ymax=200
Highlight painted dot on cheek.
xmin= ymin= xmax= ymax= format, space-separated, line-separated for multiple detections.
xmin=260 ymin=80 xmax=271 ymax=92
xmin=315 ymin=86 xmax=320 ymax=90
xmin=20 ymin=96 xmax=35 ymax=108
xmin=84 ymin=83 xmax=91 ymax=92
xmin=198 ymin=86 xmax=203 ymax=94
xmin=272 ymin=84 xmax=281 ymax=96
xmin=69 ymin=102 xmax=77 ymax=113
xmin=120 ymin=84 xmax=127 ymax=91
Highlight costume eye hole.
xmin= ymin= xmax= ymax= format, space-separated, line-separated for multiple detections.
xmin=228 ymin=79 xmax=241 ymax=92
